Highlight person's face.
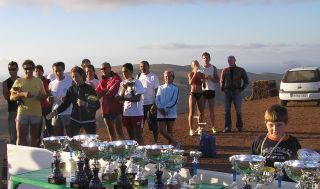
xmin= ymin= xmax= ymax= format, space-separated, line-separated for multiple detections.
xmin=35 ymin=68 xmax=44 ymax=78
xmin=164 ymin=72 xmax=174 ymax=84
xmin=228 ymin=57 xmax=236 ymax=66
xmin=266 ymin=121 xmax=287 ymax=139
xmin=192 ymin=61 xmax=200 ymax=69
xmin=82 ymin=62 xmax=91 ymax=69
xmin=53 ymin=66 xmax=65 ymax=80
xmin=202 ymin=55 xmax=210 ymax=65
xmin=140 ymin=63 xmax=149 ymax=74
xmin=8 ymin=65 xmax=18 ymax=76
xmin=71 ymin=72 xmax=83 ymax=85
xmin=23 ymin=64 xmax=34 ymax=78
xmin=100 ymin=64 xmax=111 ymax=76
xmin=121 ymin=67 xmax=132 ymax=79
xmin=85 ymin=67 xmax=95 ymax=79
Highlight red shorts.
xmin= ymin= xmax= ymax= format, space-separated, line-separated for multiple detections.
xmin=122 ymin=116 xmax=144 ymax=129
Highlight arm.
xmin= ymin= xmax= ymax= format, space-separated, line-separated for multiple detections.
xmin=212 ymin=66 xmax=219 ymax=83
xmin=2 ymin=81 xmax=10 ymax=101
xmin=86 ymin=86 xmax=100 ymax=111
xmin=241 ymin=69 xmax=249 ymax=91
xmin=220 ymin=69 xmax=226 ymax=91
xmin=55 ymin=87 xmax=72 ymax=114
xmin=163 ymin=86 xmax=179 ymax=112
xmin=188 ymin=72 xmax=197 ymax=85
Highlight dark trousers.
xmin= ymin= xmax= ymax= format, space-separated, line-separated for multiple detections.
xmin=224 ymin=90 xmax=243 ymax=130
xmin=41 ymin=107 xmax=53 ymax=137
xmin=143 ymin=104 xmax=158 ymax=141
xmin=66 ymin=119 xmax=96 ymax=137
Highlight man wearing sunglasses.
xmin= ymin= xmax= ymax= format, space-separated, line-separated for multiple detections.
xmin=10 ymin=60 xmax=47 ymax=147
xmin=2 ymin=61 xmax=19 ymax=144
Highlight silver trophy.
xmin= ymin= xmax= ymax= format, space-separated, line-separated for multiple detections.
xmin=298 ymin=148 xmax=320 ymax=162
xmin=131 ymin=146 xmax=149 ymax=187
xmin=108 ymin=140 xmax=138 ymax=189
xmin=81 ymin=141 xmax=109 ymax=189
xmin=254 ymin=166 xmax=276 ymax=189
xmin=189 ymin=151 xmax=202 ymax=185
xmin=67 ymin=134 xmax=99 ymax=188
xmin=274 ymin=162 xmax=285 ymax=189
xmin=229 ymin=154 xmax=266 ymax=189
xmin=42 ymin=136 xmax=69 ymax=185
xmin=145 ymin=144 xmax=174 ymax=189
xmin=101 ymin=142 xmax=117 ymax=182
xmin=165 ymin=149 xmax=185 ymax=188
xmin=284 ymin=160 xmax=320 ymax=189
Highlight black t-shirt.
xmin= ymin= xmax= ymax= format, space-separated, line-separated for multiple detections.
xmin=5 ymin=78 xmax=18 ymax=112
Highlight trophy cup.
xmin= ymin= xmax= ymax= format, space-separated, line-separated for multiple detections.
xmin=165 ymin=149 xmax=185 ymax=188
xmin=145 ymin=144 xmax=174 ymax=189
xmin=109 ymin=140 xmax=138 ymax=189
xmin=298 ymin=148 xmax=320 ymax=162
xmin=284 ymin=160 xmax=320 ymax=189
xmin=68 ymin=134 xmax=99 ymax=188
xmin=101 ymin=143 xmax=117 ymax=182
xmin=229 ymin=155 xmax=266 ymax=189
xmin=254 ymin=167 xmax=276 ymax=189
xmin=82 ymin=141 xmax=109 ymax=189
xmin=131 ymin=146 xmax=149 ymax=187
xmin=189 ymin=151 xmax=202 ymax=185
xmin=43 ymin=136 xmax=69 ymax=184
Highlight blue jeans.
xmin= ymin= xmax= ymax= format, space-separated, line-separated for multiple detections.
xmin=224 ymin=90 xmax=243 ymax=130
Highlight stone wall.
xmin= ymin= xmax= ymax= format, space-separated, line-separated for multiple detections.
xmin=247 ymin=80 xmax=278 ymax=100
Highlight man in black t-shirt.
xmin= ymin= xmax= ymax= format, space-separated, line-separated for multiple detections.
xmin=2 ymin=61 xmax=19 ymax=144
xmin=251 ymin=104 xmax=301 ymax=181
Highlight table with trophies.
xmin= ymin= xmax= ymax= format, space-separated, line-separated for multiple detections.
xmin=10 ymin=134 xmax=320 ymax=189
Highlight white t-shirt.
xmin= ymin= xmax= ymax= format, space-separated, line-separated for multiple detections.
xmin=202 ymin=64 xmax=216 ymax=91
xmin=47 ymin=73 xmax=71 ymax=82
xmin=137 ymin=72 xmax=160 ymax=105
xmin=86 ymin=78 xmax=99 ymax=89
xmin=49 ymin=76 xmax=73 ymax=115
xmin=118 ymin=79 xmax=145 ymax=116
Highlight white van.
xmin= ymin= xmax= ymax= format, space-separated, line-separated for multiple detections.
xmin=279 ymin=67 xmax=320 ymax=106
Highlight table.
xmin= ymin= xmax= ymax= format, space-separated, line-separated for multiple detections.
xmin=10 ymin=168 xmax=226 ymax=189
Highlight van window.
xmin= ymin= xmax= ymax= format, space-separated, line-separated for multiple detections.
xmin=283 ymin=70 xmax=318 ymax=83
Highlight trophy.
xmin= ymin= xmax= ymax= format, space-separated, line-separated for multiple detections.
xmin=274 ymin=162 xmax=285 ymax=189
xmin=254 ymin=167 xmax=276 ymax=189
xmin=189 ymin=151 xmax=202 ymax=185
xmin=145 ymin=144 xmax=174 ymax=189
xmin=101 ymin=143 xmax=117 ymax=182
xmin=284 ymin=160 xmax=320 ymax=189
xmin=229 ymin=155 xmax=266 ymax=189
xmin=298 ymin=148 xmax=320 ymax=162
xmin=165 ymin=149 xmax=185 ymax=188
xmin=42 ymin=136 xmax=69 ymax=184
xmin=109 ymin=140 xmax=138 ymax=189
xmin=82 ymin=141 xmax=109 ymax=189
xmin=131 ymin=146 xmax=149 ymax=187
xmin=68 ymin=134 xmax=99 ymax=188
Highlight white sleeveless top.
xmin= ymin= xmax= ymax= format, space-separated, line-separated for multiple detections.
xmin=202 ymin=64 xmax=216 ymax=91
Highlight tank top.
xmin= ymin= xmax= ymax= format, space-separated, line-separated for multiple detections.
xmin=6 ymin=78 xmax=18 ymax=112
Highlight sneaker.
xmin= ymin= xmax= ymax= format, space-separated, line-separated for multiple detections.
xmin=196 ymin=127 xmax=203 ymax=135
xmin=189 ymin=129 xmax=195 ymax=136
xmin=222 ymin=128 xmax=231 ymax=133
xmin=211 ymin=127 xmax=217 ymax=134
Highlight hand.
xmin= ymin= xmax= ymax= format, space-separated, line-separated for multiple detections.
xmin=46 ymin=96 xmax=54 ymax=104
xmin=158 ymin=108 xmax=167 ymax=116
xmin=77 ymin=98 xmax=87 ymax=107
xmin=46 ymin=111 xmax=57 ymax=120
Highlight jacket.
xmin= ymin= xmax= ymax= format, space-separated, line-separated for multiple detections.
xmin=220 ymin=66 xmax=249 ymax=92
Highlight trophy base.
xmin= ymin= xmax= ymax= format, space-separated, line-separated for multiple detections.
xmin=102 ymin=172 xmax=118 ymax=182
xmin=71 ymin=181 xmax=89 ymax=189
xmin=165 ymin=184 xmax=180 ymax=189
xmin=133 ymin=178 xmax=148 ymax=187
xmin=48 ymin=176 xmax=65 ymax=185
xmin=126 ymin=173 xmax=136 ymax=182
xmin=113 ymin=184 xmax=133 ymax=189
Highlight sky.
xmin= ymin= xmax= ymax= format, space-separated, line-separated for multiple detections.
xmin=0 ymin=0 xmax=319 ymax=81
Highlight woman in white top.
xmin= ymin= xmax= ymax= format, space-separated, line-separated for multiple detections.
xmin=155 ymin=70 xmax=180 ymax=148
xmin=85 ymin=64 xmax=99 ymax=89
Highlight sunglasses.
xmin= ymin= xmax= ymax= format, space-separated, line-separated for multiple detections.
xmin=100 ymin=67 xmax=110 ymax=70
xmin=8 ymin=68 xmax=17 ymax=71
xmin=23 ymin=67 xmax=34 ymax=71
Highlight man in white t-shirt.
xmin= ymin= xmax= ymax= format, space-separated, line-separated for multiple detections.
xmin=48 ymin=62 xmax=73 ymax=136
xmin=116 ymin=63 xmax=145 ymax=145
xmin=201 ymin=52 xmax=219 ymax=134
xmin=136 ymin=61 xmax=160 ymax=143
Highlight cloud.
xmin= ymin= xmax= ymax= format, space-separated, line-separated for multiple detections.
xmin=0 ymin=0 xmax=316 ymax=10
xmin=140 ymin=43 xmax=210 ymax=50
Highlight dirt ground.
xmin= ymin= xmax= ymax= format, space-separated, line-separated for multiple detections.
xmin=97 ymin=97 xmax=320 ymax=173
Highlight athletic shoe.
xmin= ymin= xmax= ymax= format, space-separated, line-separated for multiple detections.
xmin=189 ymin=129 xmax=195 ymax=136
xmin=196 ymin=127 xmax=203 ymax=135
xmin=211 ymin=127 xmax=217 ymax=134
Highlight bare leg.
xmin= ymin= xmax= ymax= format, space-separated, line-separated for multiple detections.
xmin=104 ymin=118 xmax=117 ymax=141
xmin=188 ymin=94 xmax=196 ymax=131
xmin=16 ymin=122 xmax=28 ymax=146
xmin=159 ymin=121 xmax=176 ymax=145
xmin=196 ymin=96 xmax=206 ymax=124
xmin=136 ymin=126 xmax=144 ymax=145
xmin=208 ymin=98 xmax=215 ymax=128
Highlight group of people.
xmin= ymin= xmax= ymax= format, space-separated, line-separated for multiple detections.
xmin=187 ymin=52 xmax=249 ymax=135
xmin=3 ymin=59 xmax=180 ymax=148
xmin=3 ymin=54 xmax=302 ymax=176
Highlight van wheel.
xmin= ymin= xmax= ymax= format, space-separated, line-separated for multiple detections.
xmin=280 ymin=100 xmax=288 ymax=106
